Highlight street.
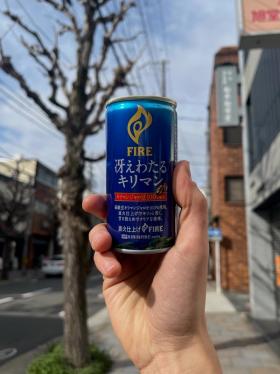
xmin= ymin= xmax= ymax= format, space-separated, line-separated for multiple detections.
xmin=0 ymin=272 xmax=104 ymax=366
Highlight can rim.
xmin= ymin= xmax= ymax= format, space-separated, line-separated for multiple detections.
xmin=106 ymin=95 xmax=177 ymax=108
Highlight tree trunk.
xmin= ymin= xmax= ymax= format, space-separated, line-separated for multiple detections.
xmin=59 ymin=135 xmax=90 ymax=367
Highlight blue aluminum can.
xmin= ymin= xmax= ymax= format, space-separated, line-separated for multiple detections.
xmin=106 ymin=96 xmax=177 ymax=254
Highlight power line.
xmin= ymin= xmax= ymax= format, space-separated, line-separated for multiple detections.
xmin=0 ymin=144 xmax=13 ymax=158
xmin=136 ymin=0 xmax=161 ymax=92
xmin=0 ymin=81 xmax=63 ymax=137
xmin=178 ymin=99 xmax=207 ymax=106
xmin=0 ymin=23 xmax=15 ymax=40
xmin=15 ymin=0 xmax=72 ymax=66
xmin=111 ymin=0 xmax=143 ymax=95
xmin=0 ymin=95 xmax=63 ymax=140
xmin=141 ymin=0 xmax=162 ymax=63
xmin=106 ymin=3 xmax=138 ymax=95
xmin=112 ymin=0 xmax=149 ymax=94
xmin=143 ymin=0 xmax=168 ymax=61
xmin=15 ymin=0 xmax=53 ymax=45
xmin=96 ymin=5 xmax=133 ymax=95
xmin=179 ymin=116 xmax=207 ymax=123
xmin=158 ymin=0 xmax=169 ymax=60
xmin=0 ymin=132 xmax=41 ymax=160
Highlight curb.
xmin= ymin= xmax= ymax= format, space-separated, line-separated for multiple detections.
xmin=0 ymin=336 xmax=61 ymax=374
xmin=0 ymin=306 xmax=137 ymax=374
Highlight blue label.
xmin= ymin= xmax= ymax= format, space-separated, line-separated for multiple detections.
xmin=106 ymin=99 xmax=176 ymax=251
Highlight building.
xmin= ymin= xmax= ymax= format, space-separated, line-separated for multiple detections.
xmin=0 ymin=157 xmax=58 ymax=270
xmin=208 ymin=46 xmax=249 ymax=292
xmin=240 ymin=48 xmax=280 ymax=320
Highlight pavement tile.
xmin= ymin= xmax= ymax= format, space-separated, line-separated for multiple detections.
xmin=223 ymin=367 xmax=251 ymax=374
xmin=206 ymin=292 xmax=280 ymax=373
xmin=251 ymin=369 xmax=280 ymax=374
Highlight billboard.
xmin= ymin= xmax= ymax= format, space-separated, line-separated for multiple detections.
xmin=215 ymin=66 xmax=239 ymax=127
xmin=240 ymin=0 xmax=280 ymax=49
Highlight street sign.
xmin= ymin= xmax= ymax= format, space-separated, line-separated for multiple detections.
xmin=239 ymin=0 xmax=280 ymax=49
xmin=208 ymin=227 xmax=222 ymax=241
xmin=215 ymin=66 xmax=239 ymax=127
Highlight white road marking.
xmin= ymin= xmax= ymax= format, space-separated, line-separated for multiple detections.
xmin=0 ymin=297 xmax=14 ymax=305
xmin=21 ymin=287 xmax=51 ymax=299
xmin=58 ymin=310 xmax=65 ymax=318
xmin=0 ymin=348 xmax=18 ymax=360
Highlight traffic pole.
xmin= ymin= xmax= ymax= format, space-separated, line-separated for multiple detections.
xmin=215 ymin=239 xmax=222 ymax=294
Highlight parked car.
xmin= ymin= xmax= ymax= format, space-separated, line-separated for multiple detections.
xmin=42 ymin=254 xmax=64 ymax=277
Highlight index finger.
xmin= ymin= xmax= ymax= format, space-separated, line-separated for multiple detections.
xmin=82 ymin=194 xmax=107 ymax=220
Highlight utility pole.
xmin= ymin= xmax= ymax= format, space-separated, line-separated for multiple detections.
xmin=161 ymin=59 xmax=168 ymax=97
xmin=137 ymin=59 xmax=169 ymax=96
xmin=22 ymin=182 xmax=35 ymax=273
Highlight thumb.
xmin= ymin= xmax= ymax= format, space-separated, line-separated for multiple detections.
xmin=173 ymin=161 xmax=208 ymax=252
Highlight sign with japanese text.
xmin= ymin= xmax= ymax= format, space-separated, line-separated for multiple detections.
xmin=215 ymin=65 xmax=239 ymax=127
xmin=240 ymin=0 xmax=280 ymax=49
xmin=208 ymin=227 xmax=222 ymax=241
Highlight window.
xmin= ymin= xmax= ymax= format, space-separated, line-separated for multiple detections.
xmin=34 ymin=200 xmax=49 ymax=215
xmin=225 ymin=177 xmax=244 ymax=202
xmin=223 ymin=126 xmax=242 ymax=146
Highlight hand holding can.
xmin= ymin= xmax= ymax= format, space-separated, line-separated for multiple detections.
xmin=83 ymin=161 xmax=221 ymax=373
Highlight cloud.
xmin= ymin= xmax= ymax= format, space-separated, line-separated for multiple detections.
xmin=165 ymin=0 xmax=237 ymax=186
xmin=0 ymin=0 xmax=238 ymax=191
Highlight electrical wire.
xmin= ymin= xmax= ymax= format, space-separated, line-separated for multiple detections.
xmin=135 ymin=0 xmax=161 ymax=92
xmin=15 ymin=0 xmax=72 ymax=66
xmin=111 ymin=0 xmax=143 ymax=95
xmin=179 ymin=116 xmax=207 ymax=123
xmin=0 ymin=23 xmax=15 ymax=40
xmin=0 ymin=144 xmax=13 ymax=157
xmin=0 ymin=82 xmax=63 ymax=136
xmin=0 ymin=96 xmax=63 ymax=140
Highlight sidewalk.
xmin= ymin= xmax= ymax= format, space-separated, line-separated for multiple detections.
xmin=206 ymin=290 xmax=280 ymax=373
xmin=1 ymin=288 xmax=280 ymax=374
xmin=89 ymin=289 xmax=280 ymax=374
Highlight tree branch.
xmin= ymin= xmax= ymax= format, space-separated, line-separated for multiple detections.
xmin=84 ymin=59 xmax=134 ymax=135
xmin=111 ymin=31 xmax=142 ymax=44
xmin=37 ymin=0 xmax=82 ymax=42
xmin=95 ymin=1 xmax=135 ymax=71
xmin=3 ymin=9 xmax=69 ymax=109
xmin=86 ymin=1 xmax=135 ymax=111
xmin=0 ymin=44 xmax=64 ymax=131
xmin=83 ymin=152 xmax=106 ymax=162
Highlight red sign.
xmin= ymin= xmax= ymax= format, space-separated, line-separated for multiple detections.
xmin=243 ymin=0 xmax=280 ymax=33
xmin=115 ymin=192 xmax=167 ymax=202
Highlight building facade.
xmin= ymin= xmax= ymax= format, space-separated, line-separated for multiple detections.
xmin=208 ymin=47 xmax=249 ymax=292
xmin=241 ymin=48 xmax=280 ymax=320
xmin=0 ymin=158 xmax=58 ymax=270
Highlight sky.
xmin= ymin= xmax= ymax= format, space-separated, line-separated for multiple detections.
xmin=0 ymin=0 xmax=238 ymax=192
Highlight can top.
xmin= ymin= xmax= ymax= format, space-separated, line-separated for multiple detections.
xmin=106 ymin=95 xmax=177 ymax=108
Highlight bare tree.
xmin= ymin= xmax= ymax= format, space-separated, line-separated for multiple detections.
xmin=0 ymin=0 xmax=137 ymax=367
xmin=0 ymin=159 xmax=33 ymax=280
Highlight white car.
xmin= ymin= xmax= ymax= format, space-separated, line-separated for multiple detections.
xmin=42 ymin=254 xmax=64 ymax=277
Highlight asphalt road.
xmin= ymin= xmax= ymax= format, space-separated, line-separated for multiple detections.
xmin=0 ymin=271 xmax=104 ymax=366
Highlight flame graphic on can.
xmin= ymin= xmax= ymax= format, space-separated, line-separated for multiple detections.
xmin=127 ymin=105 xmax=152 ymax=145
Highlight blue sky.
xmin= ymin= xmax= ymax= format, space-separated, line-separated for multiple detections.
xmin=0 ymin=0 xmax=237 ymax=192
